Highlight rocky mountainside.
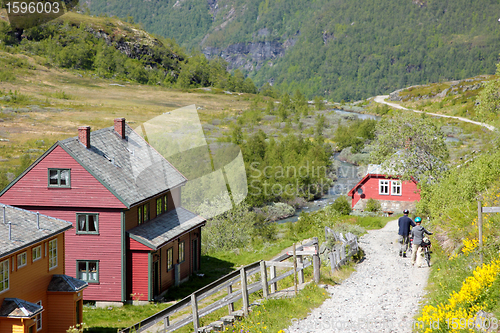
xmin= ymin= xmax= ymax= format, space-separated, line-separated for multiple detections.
xmin=86 ymin=0 xmax=500 ymax=100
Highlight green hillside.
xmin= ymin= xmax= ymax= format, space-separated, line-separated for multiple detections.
xmin=86 ymin=0 xmax=500 ymax=100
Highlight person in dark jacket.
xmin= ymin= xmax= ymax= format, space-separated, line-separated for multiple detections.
xmin=398 ymin=209 xmax=415 ymax=257
xmin=411 ymin=217 xmax=433 ymax=267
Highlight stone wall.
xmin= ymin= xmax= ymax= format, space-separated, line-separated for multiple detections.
xmin=353 ymin=199 xmax=416 ymax=213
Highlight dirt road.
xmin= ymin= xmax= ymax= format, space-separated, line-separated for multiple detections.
xmin=374 ymin=95 xmax=495 ymax=131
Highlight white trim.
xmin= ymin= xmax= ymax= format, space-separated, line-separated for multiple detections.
xmin=48 ymin=239 xmax=57 ymax=270
xmin=391 ymin=180 xmax=402 ymax=196
xmin=36 ymin=300 xmax=42 ymax=331
xmin=32 ymin=245 xmax=42 ymax=262
xmin=0 ymin=259 xmax=9 ymax=294
xmin=379 ymin=179 xmax=390 ymax=195
xmin=17 ymin=252 xmax=27 ymax=269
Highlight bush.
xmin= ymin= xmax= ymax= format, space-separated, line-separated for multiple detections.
xmin=365 ymin=198 xmax=381 ymax=212
xmin=256 ymin=202 xmax=295 ymax=221
xmin=331 ymin=196 xmax=351 ymax=215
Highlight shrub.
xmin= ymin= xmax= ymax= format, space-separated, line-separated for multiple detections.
xmin=331 ymin=196 xmax=351 ymax=215
xmin=365 ymin=198 xmax=381 ymax=212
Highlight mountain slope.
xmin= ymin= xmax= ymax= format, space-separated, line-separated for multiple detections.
xmin=86 ymin=0 xmax=500 ymax=100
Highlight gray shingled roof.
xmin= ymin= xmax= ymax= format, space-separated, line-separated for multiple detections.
xmin=0 ymin=204 xmax=72 ymax=259
xmin=59 ymin=124 xmax=187 ymax=207
xmin=128 ymin=208 xmax=205 ymax=250
xmin=47 ymin=274 xmax=88 ymax=292
xmin=0 ymin=298 xmax=43 ymax=318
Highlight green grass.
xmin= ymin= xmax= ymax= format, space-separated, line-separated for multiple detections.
xmin=230 ymin=283 xmax=329 ymax=333
xmin=83 ymin=302 xmax=171 ymax=332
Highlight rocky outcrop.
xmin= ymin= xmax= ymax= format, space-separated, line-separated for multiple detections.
xmin=87 ymin=27 xmax=182 ymax=68
xmin=389 ymin=79 xmax=485 ymax=102
xmin=203 ymin=38 xmax=297 ymax=71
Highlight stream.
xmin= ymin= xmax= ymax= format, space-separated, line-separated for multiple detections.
xmin=276 ymin=109 xmax=371 ymax=223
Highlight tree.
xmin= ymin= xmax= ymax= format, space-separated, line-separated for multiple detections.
xmin=475 ymin=62 xmax=500 ymax=121
xmin=370 ymin=113 xmax=448 ymax=181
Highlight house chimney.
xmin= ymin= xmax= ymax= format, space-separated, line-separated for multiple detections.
xmin=36 ymin=212 xmax=40 ymax=230
xmin=78 ymin=126 xmax=91 ymax=148
xmin=8 ymin=222 xmax=11 ymax=241
xmin=114 ymin=118 xmax=126 ymax=139
xmin=2 ymin=205 xmax=5 ymax=224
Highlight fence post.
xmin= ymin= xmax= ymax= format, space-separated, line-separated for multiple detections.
xmin=313 ymin=237 xmax=320 ymax=283
xmin=270 ymin=265 xmax=277 ymax=293
xmin=329 ymin=252 xmax=335 ymax=273
xmin=191 ymin=293 xmax=199 ymax=332
xmin=227 ymin=285 xmax=234 ymax=314
xmin=163 ymin=316 xmax=170 ymax=333
xmin=293 ymin=243 xmax=298 ymax=295
xmin=260 ymin=261 xmax=269 ymax=299
xmin=240 ymin=267 xmax=249 ymax=315
xmin=478 ymin=200 xmax=483 ymax=265
xmin=297 ymin=255 xmax=305 ymax=284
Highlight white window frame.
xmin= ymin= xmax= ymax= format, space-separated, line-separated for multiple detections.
xmin=17 ymin=252 xmax=27 ymax=269
xmin=32 ymin=246 xmax=42 ymax=262
xmin=0 ymin=259 xmax=9 ymax=293
xmin=48 ymin=239 xmax=57 ymax=270
xmin=391 ymin=180 xmax=402 ymax=196
xmin=379 ymin=179 xmax=390 ymax=195
xmin=36 ymin=300 xmax=42 ymax=331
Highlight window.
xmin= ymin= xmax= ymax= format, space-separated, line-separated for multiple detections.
xmin=36 ymin=301 xmax=42 ymax=331
xmin=167 ymin=247 xmax=173 ymax=271
xmin=48 ymin=169 xmax=70 ymax=187
xmin=77 ymin=260 xmax=99 ymax=283
xmin=138 ymin=203 xmax=150 ymax=225
xmin=17 ymin=252 xmax=27 ymax=269
xmin=48 ymin=239 xmax=57 ymax=270
xmin=178 ymin=241 xmax=185 ymax=263
xmin=379 ymin=180 xmax=390 ymax=195
xmin=76 ymin=213 xmax=98 ymax=234
xmin=32 ymin=246 xmax=41 ymax=262
xmin=164 ymin=194 xmax=169 ymax=212
xmin=391 ymin=180 xmax=402 ymax=196
xmin=156 ymin=198 xmax=162 ymax=215
xmin=0 ymin=259 xmax=9 ymax=293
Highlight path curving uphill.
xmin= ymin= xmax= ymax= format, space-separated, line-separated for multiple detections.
xmin=374 ymin=95 xmax=496 ymax=131
xmin=285 ymin=219 xmax=429 ymax=333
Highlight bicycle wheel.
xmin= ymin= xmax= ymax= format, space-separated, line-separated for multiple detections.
xmin=424 ymin=248 xmax=431 ymax=267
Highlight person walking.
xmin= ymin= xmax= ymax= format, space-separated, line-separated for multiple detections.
xmin=411 ymin=217 xmax=433 ymax=267
xmin=398 ymin=209 xmax=415 ymax=257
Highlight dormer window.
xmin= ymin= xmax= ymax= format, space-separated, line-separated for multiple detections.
xmin=48 ymin=169 xmax=71 ymax=188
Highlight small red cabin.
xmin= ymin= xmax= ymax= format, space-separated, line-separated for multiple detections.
xmin=0 ymin=119 xmax=206 ymax=304
xmin=348 ymin=164 xmax=420 ymax=213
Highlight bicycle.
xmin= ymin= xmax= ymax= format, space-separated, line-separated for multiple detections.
xmin=421 ymin=237 xmax=431 ymax=267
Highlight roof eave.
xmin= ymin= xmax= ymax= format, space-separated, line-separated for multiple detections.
xmin=128 ymin=219 xmax=206 ymax=251
xmin=58 ymin=142 xmax=130 ymax=209
xmin=0 ymin=142 xmax=59 ymax=197
xmin=0 ymin=224 xmax=73 ymax=259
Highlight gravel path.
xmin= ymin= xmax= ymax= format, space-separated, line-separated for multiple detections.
xmin=286 ymin=219 xmax=430 ymax=333
xmin=374 ymin=95 xmax=495 ymax=131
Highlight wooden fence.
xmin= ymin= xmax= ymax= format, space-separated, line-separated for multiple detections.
xmin=120 ymin=239 xmax=320 ymax=333
xmin=325 ymin=227 xmax=359 ymax=271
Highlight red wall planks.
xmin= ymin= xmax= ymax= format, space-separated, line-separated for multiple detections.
xmin=0 ymin=145 xmax=126 ymax=209
xmin=351 ymin=176 xmax=420 ymax=208
xmin=129 ymin=250 xmax=149 ymax=301
xmin=20 ymin=207 xmax=123 ymax=302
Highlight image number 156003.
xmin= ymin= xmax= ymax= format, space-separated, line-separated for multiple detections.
xmin=5 ymin=1 xmax=60 ymax=14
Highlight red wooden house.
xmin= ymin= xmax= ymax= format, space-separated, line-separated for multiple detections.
xmin=0 ymin=204 xmax=88 ymax=333
xmin=0 ymin=119 xmax=206 ymax=303
xmin=348 ymin=164 xmax=420 ymax=213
